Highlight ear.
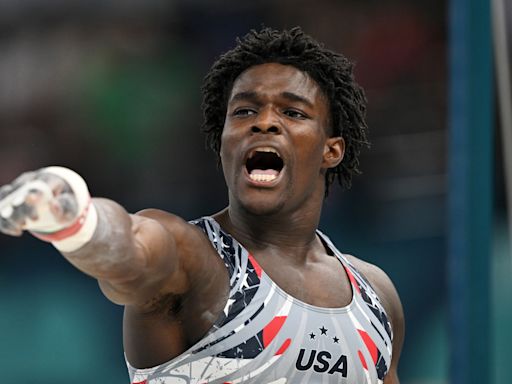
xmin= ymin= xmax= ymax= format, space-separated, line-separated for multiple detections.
xmin=322 ymin=136 xmax=345 ymax=169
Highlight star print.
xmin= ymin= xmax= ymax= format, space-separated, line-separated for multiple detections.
xmin=309 ymin=332 xmax=316 ymax=340
xmin=333 ymin=336 xmax=339 ymax=343
xmin=320 ymin=326 xmax=328 ymax=335
xmin=220 ymin=237 xmax=230 ymax=249
xmin=241 ymin=274 xmax=250 ymax=289
xmin=224 ymin=298 xmax=236 ymax=315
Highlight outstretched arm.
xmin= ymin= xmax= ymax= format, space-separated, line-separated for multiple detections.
xmin=0 ymin=166 xmax=221 ymax=309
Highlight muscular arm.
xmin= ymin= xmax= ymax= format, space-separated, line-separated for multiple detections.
xmin=66 ymin=200 xmax=228 ymax=313
xmin=62 ymin=199 xmax=190 ymax=307
xmin=0 ymin=168 xmax=231 ymax=368
xmin=0 ymin=168 xmax=226 ymax=311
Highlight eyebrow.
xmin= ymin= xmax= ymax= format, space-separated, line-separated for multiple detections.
xmin=281 ymin=91 xmax=314 ymax=108
xmin=229 ymin=91 xmax=315 ymax=109
xmin=229 ymin=91 xmax=259 ymax=104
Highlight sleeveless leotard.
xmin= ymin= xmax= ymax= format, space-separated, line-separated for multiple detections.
xmin=127 ymin=216 xmax=393 ymax=383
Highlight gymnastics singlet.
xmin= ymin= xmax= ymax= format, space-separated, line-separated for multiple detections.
xmin=127 ymin=217 xmax=393 ymax=384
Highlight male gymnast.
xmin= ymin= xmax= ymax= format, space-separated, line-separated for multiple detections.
xmin=0 ymin=27 xmax=404 ymax=383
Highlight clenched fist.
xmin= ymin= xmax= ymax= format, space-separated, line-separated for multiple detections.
xmin=0 ymin=167 xmax=96 ymax=251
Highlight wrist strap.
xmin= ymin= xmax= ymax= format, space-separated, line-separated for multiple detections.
xmin=52 ymin=201 xmax=98 ymax=252
xmin=31 ymin=199 xmax=92 ymax=242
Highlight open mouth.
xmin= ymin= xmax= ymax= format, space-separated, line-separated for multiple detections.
xmin=245 ymin=147 xmax=284 ymax=183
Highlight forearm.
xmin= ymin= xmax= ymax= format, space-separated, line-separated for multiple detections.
xmin=63 ymin=199 xmax=184 ymax=306
xmin=59 ymin=198 xmax=144 ymax=283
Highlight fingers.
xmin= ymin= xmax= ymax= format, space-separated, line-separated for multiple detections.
xmin=0 ymin=168 xmax=81 ymax=237
xmin=50 ymin=192 xmax=78 ymax=223
xmin=0 ymin=188 xmax=41 ymax=236
xmin=10 ymin=198 xmax=37 ymax=223
xmin=0 ymin=217 xmax=23 ymax=236
xmin=39 ymin=172 xmax=78 ymax=224
xmin=0 ymin=202 xmax=24 ymax=236
xmin=39 ymin=171 xmax=72 ymax=197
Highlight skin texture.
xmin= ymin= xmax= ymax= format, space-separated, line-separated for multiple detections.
xmin=0 ymin=63 xmax=404 ymax=382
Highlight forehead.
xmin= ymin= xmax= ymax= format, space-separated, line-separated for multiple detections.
xmin=229 ymin=63 xmax=325 ymax=103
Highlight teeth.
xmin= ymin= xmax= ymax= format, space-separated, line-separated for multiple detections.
xmin=249 ymin=174 xmax=277 ymax=182
xmin=251 ymin=147 xmax=280 ymax=157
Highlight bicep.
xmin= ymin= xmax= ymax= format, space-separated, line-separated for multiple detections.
xmin=99 ymin=210 xmax=189 ymax=306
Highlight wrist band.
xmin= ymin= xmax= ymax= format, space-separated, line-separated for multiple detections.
xmin=52 ymin=202 xmax=98 ymax=252
xmin=31 ymin=199 xmax=92 ymax=242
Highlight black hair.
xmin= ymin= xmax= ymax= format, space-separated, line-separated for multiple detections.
xmin=201 ymin=26 xmax=369 ymax=194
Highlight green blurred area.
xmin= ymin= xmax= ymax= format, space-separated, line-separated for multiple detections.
xmin=80 ymin=48 xmax=197 ymax=164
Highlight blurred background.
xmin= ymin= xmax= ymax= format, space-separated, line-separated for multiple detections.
xmin=0 ymin=0 xmax=509 ymax=383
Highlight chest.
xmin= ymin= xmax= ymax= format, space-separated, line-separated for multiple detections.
xmin=253 ymin=252 xmax=354 ymax=309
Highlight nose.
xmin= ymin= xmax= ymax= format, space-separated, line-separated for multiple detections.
xmin=251 ymin=107 xmax=281 ymax=134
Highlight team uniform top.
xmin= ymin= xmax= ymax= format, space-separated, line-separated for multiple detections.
xmin=127 ymin=216 xmax=393 ymax=384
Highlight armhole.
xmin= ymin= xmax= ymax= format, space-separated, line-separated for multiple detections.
xmin=316 ymin=229 xmax=394 ymax=343
xmin=189 ymin=217 xmax=237 ymax=331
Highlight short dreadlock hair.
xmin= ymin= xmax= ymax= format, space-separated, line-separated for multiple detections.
xmin=201 ymin=26 xmax=369 ymax=194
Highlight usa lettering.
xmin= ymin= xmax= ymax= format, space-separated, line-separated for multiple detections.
xmin=295 ymin=349 xmax=348 ymax=377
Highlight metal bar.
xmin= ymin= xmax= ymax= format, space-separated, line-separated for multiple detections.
xmin=492 ymin=0 xmax=512 ymax=259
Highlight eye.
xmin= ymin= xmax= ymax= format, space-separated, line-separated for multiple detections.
xmin=233 ymin=108 xmax=256 ymax=117
xmin=283 ymin=109 xmax=308 ymax=119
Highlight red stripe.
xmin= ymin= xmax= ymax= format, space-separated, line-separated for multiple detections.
xmin=344 ymin=266 xmax=361 ymax=294
xmin=358 ymin=329 xmax=378 ymax=364
xmin=275 ymin=338 xmax=291 ymax=355
xmin=248 ymin=253 xmax=262 ymax=278
xmin=358 ymin=350 xmax=368 ymax=370
xmin=262 ymin=315 xmax=287 ymax=348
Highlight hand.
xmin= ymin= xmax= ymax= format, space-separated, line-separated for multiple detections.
xmin=0 ymin=169 xmax=79 ymax=237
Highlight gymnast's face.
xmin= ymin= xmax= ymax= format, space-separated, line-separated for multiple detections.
xmin=220 ymin=63 xmax=344 ymax=216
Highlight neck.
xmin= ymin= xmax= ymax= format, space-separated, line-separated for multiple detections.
xmin=213 ymin=193 xmax=325 ymax=263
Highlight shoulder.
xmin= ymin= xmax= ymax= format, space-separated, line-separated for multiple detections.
xmin=134 ymin=209 xmax=210 ymax=248
xmin=345 ymin=254 xmax=403 ymax=329
xmin=134 ymin=208 xmax=198 ymax=234
xmin=132 ymin=209 xmax=224 ymax=286
xmin=345 ymin=256 xmax=399 ymax=307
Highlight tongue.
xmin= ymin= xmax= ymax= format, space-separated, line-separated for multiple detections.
xmin=250 ymin=169 xmax=279 ymax=176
